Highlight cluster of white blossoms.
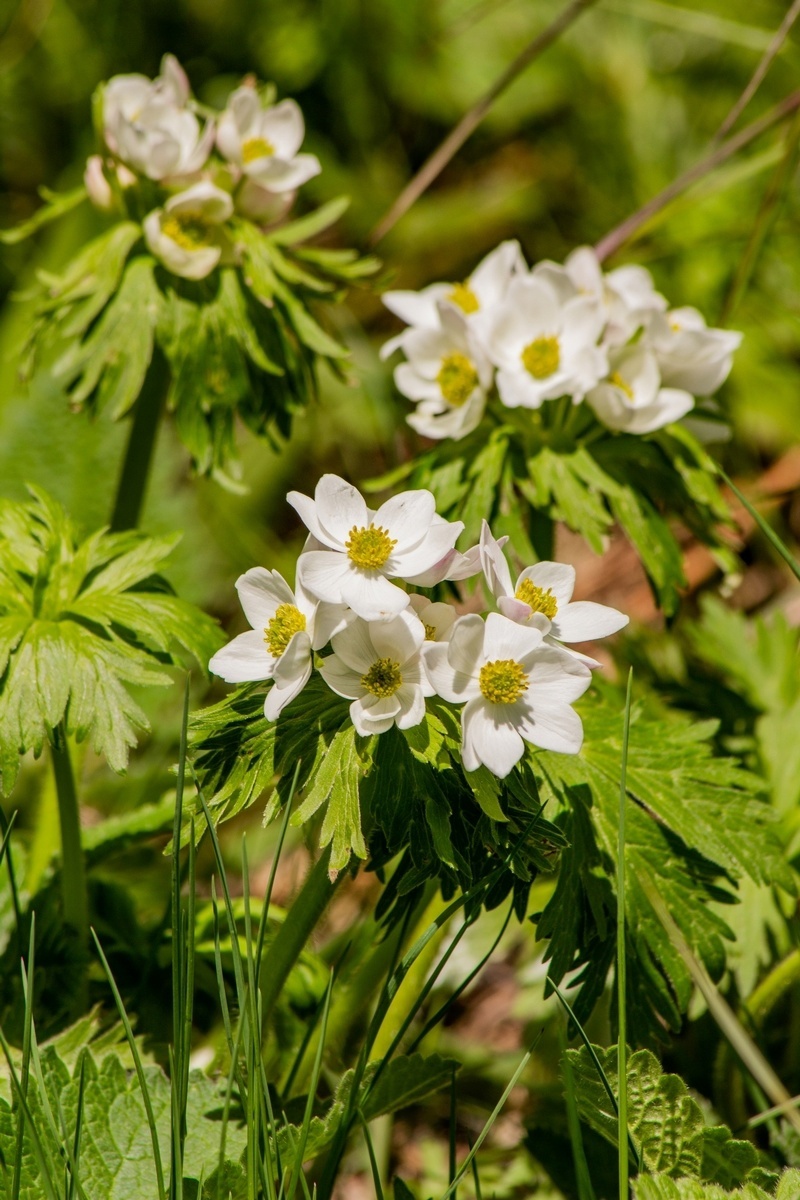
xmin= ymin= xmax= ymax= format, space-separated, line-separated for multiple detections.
xmin=381 ymin=242 xmax=741 ymax=440
xmin=84 ymin=54 xmax=320 ymax=280
xmin=210 ymin=475 xmax=628 ymax=779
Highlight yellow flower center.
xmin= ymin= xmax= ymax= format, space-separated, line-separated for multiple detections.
xmin=437 ymin=353 xmax=479 ymax=408
xmin=521 ymin=335 xmax=560 ymax=380
xmin=265 ymin=604 xmax=307 ymax=657
xmin=161 ymin=213 xmax=211 ymax=251
xmin=515 ymin=579 xmax=558 ymax=619
xmin=424 ymin=622 xmax=438 ymax=641
xmin=610 ymin=371 xmax=634 ymax=400
xmin=361 ymin=657 xmax=403 ymax=698
xmin=479 ymin=659 xmax=529 ymax=705
xmin=449 ymin=282 xmax=480 ymax=314
xmin=346 ymin=525 xmax=397 ymax=570
xmin=242 ymin=136 xmax=275 ymax=163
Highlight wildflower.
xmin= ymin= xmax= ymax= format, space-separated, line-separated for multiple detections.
xmin=423 ymin=613 xmax=591 ymax=776
xmin=209 ymin=567 xmax=344 ymax=720
xmin=647 ymin=308 xmax=742 ymax=396
xmin=320 ymin=609 xmax=433 ymax=735
xmin=479 ymin=522 xmax=628 ymax=657
xmin=403 ymin=530 xmax=485 ymax=588
xmin=144 ymin=182 xmax=233 ymax=281
xmin=393 ymin=306 xmax=492 ymax=441
xmin=103 ymin=55 xmax=213 ymax=181
xmin=486 ymin=274 xmax=607 ymax=408
xmin=407 ymin=594 xmax=457 ymax=642
xmin=217 ymin=87 xmax=320 ymax=194
xmin=289 ymin=475 xmax=464 ymax=621
xmin=586 ymin=343 xmax=694 ymax=434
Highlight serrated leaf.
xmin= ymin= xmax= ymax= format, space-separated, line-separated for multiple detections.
xmin=633 ymin=1174 xmax=787 ymax=1200
xmin=293 ymin=724 xmax=370 ymax=874
xmin=566 ymin=1045 xmax=758 ymax=1184
xmin=269 ymin=196 xmax=351 ymax=245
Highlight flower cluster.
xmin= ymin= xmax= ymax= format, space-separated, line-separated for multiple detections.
xmin=382 ymin=242 xmax=741 ymax=440
xmin=85 ymin=54 xmax=320 ymax=280
xmin=210 ymin=475 xmax=628 ymax=778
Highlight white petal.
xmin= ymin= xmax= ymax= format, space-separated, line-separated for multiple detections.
xmin=446 ymin=614 xmax=487 ymax=677
xmin=265 ymin=654 xmax=312 ymax=720
xmin=395 ymin=684 xmax=426 ymax=730
xmin=288 ymin=492 xmax=341 ymax=548
xmin=554 ymin=601 xmax=629 ymax=642
xmin=272 ymin=630 xmax=312 ymax=686
xmin=296 ymin=551 xmax=352 ymax=603
xmin=389 ymin=518 xmax=464 ymax=577
xmin=165 ymin=181 xmax=233 ymax=223
xmin=480 ymin=519 xmax=514 ymax=600
xmin=526 ymin=646 xmax=592 ymax=703
xmin=518 ymin=702 xmax=584 ymax=755
xmin=462 ymin=698 xmax=524 ymax=778
xmin=482 ymin=611 xmax=544 ymax=661
xmin=373 ymin=489 xmax=436 ymax=551
xmin=311 ymin=601 xmax=351 ymax=650
xmin=260 ymin=99 xmax=305 ymax=159
xmin=314 ymin=474 xmax=370 ymax=544
xmin=518 ymin=562 xmax=575 ymax=609
xmin=209 ymin=629 xmax=274 ymax=683
xmin=319 ymin=655 xmax=366 ymax=699
xmin=497 ymin=596 xmax=540 ymax=625
xmin=422 ymin=642 xmax=481 ymax=703
xmin=249 ymin=153 xmax=320 ymax=192
xmin=339 ymin=572 xmax=410 ymax=621
xmin=236 ymin=567 xmax=294 ymax=630
xmin=351 ymin=694 xmax=400 ymax=735
xmin=369 ymin=608 xmax=424 ymax=664
xmin=330 ymin=617 xmax=377 ymax=672
xmin=382 ymin=287 xmax=446 ymax=328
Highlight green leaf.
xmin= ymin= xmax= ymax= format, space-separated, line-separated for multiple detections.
xmin=633 ymin=1173 xmax=798 ymax=1200
xmin=361 ymin=1052 xmax=459 ymax=1120
xmin=566 ymin=1045 xmax=758 ymax=1184
xmin=0 ymin=186 xmax=87 ymax=244
xmin=0 ymin=490 xmax=221 ymax=793
xmin=268 ymin=196 xmax=351 ymax=245
xmin=293 ymin=724 xmax=370 ymax=874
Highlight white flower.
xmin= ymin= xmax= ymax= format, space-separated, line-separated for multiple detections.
xmin=209 ymin=567 xmax=346 ymax=720
xmin=479 ymin=521 xmax=628 ymax=661
xmin=103 ymin=56 xmax=213 ymax=181
xmin=289 ymin=475 xmax=464 ymax=621
xmin=486 ymin=274 xmax=607 ymax=408
xmin=586 ymin=343 xmax=694 ymax=434
xmin=403 ymin=530 xmax=485 ymax=588
xmin=381 ymin=240 xmax=525 ymax=354
xmin=534 ymin=246 xmax=666 ymax=347
xmin=84 ymin=156 xmax=114 ymax=211
xmin=394 ymin=306 xmax=492 ymax=441
xmin=320 ymin=609 xmax=433 ymax=735
xmin=144 ymin=182 xmax=233 ymax=280
xmin=647 ymin=307 xmax=742 ymax=395
xmin=217 ymin=87 xmax=320 ymax=194
xmin=407 ymin=594 xmax=457 ymax=642
xmin=423 ymin=613 xmax=591 ymax=776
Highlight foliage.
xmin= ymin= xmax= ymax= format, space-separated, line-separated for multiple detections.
xmin=633 ymin=1171 xmax=800 ymax=1200
xmin=0 ymin=488 xmax=220 ymax=794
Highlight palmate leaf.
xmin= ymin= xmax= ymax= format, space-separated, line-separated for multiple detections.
xmin=565 ymin=1045 xmax=758 ymax=1186
xmin=0 ymin=489 xmax=221 ymax=794
xmin=386 ymin=412 xmax=734 ymax=614
xmin=633 ymin=1170 xmax=800 ymax=1200
xmin=533 ymin=684 xmax=789 ymax=1039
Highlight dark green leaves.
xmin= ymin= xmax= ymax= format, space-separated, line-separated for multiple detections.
xmin=0 ymin=489 xmax=221 ymax=793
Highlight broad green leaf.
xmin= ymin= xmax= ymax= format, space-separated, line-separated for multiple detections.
xmin=633 ymin=1173 xmax=799 ymax=1200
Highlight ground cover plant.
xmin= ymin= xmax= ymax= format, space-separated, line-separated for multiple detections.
xmin=0 ymin=2 xmax=799 ymax=1196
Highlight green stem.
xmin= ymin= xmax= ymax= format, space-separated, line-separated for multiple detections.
xmin=259 ymin=849 xmax=342 ymax=1040
xmin=51 ymin=724 xmax=88 ymax=945
xmin=110 ymin=347 xmax=170 ymax=532
xmin=617 ymin=671 xmax=633 ymax=1200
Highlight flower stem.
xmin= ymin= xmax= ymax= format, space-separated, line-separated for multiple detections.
xmin=259 ymin=848 xmax=342 ymax=1040
xmin=51 ymin=723 xmax=88 ymax=945
xmin=110 ymin=347 xmax=170 ymax=532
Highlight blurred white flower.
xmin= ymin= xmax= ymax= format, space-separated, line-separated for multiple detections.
xmin=587 ymin=343 xmax=694 ymax=434
xmin=289 ymin=474 xmax=464 ymax=621
xmin=647 ymin=307 xmax=742 ymax=395
xmin=320 ymin=609 xmax=433 ymax=735
xmin=144 ymin=182 xmax=233 ymax=281
xmin=209 ymin=567 xmax=345 ymax=720
xmin=103 ymin=55 xmax=213 ymax=181
xmin=407 ymin=594 xmax=457 ymax=642
xmin=84 ymin=156 xmax=114 ymax=211
xmin=423 ymin=613 xmax=591 ymax=776
xmin=217 ymin=87 xmax=320 ymax=194
xmin=479 ymin=521 xmax=628 ymax=664
xmin=394 ymin=305 xmax=492 ymax=441
xmin=486 ymin=274 xmax=607 ymax=408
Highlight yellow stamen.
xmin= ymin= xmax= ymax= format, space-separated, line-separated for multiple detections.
xmin=424 ymin=622 xmax=437 ymax=641
xmin=242 ymin=136 xmax=275 ymax=163
xmin=346 ymin=525 xmax=396 ymax=570
xmin=515 ymin=579 xmax=558 ymax=619
xmin=521 ymin=336 xmax=560 ymax=380
xmin=479 ymin=659 xmax=528 ymax=705
xmin=265 ymin=604 xmax=306 ymax=657
xmin=437 ymin=353 xmax=479 ymax=408
xmin=161 ymin=213 xmax=211 ymax=251
xmin=361 ymin=657 xmax=402 ymax=698
xmin=610 ymin=371 xmax=634 ymax=400
xmin=449 ymin=282 xmax=480 ymax=314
